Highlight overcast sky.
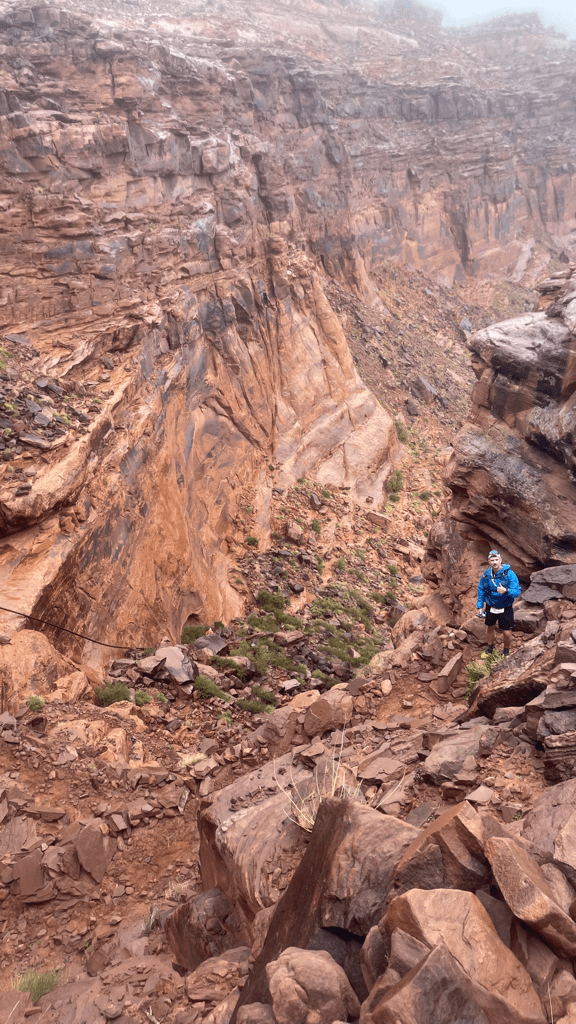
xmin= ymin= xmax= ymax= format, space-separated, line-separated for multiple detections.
xmin=434 ymin=1 xmax=576 ymax=37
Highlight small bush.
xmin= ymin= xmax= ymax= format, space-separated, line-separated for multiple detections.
xmin=246 ymin=536 xmax=258 ymax=547
xmin=181 ymin=623 xmax=208 ymax=644
xmin=321 ymin=489 xmax=331 ymax=499
xmin=237 ymin=697 xmax=272 ymax=714
xmin=387 ymin=563 xmax=400 ymax=574
xmin=141 ymin=646 xmax=155 ymax=656
xmin=386 ymin=469 xmax=403 ymax=494
xmin=394 ymin=418 xmax=408 ymax=443
xmin=335 ymin=557 xmax=346 ymax=571
xmin=370 ymin=591 xmax=387 ymax=607
xmin=257 ymin=589 xmax=287 ymax=614
xmin=95 ymin=681 xmax=130 ymax=707
xmin=194 ymin=675 xmax=231 ymax=702
xmin=15 ymin=968 xmax=63 ymax=1003
xmin=211 ymin=655 xmax=248 ymax=678
xmin=465 ymin=662 xmax=489 ymax=700
xmin=419 ymin=490 xmax=431 ymax=501
xmin=389 ymin=493 xmax=400 ymax=502
xmin=213 ymin=620 xmax=225 ymax=631
xmin=251 ymin=685 xmax=277 ymax=707
xmin=134 ymin=690 xmax=151 ymax=706
xmin=26 ymin=696 xmax=44 ymax=712
xmin=155 ymin=692 xmax=167 ymax=703
xmin=311 ymin=519 xmax=321 ymax=535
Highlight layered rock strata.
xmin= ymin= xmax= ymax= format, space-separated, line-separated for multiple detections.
xmin=1 ymin=0 xmax=576 ymax=658
xmin=426 ymin=265 xmax=576 ymax=614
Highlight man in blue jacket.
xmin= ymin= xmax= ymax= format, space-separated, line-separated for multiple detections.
xmin=476 ymin=549 xmax=521 ymax=657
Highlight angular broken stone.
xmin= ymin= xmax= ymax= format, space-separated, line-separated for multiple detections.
xmin=485 ymin=836 xmax=576 ymax=958
xmin=381 ymin=888 xmax=544 ymax=1023
xmin=75 ymin=823 xmax=116 ymax=883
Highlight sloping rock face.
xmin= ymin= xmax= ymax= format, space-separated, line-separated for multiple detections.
xmin=426 ymin=265 xmax=576 ymax=610
xmin=1 ymin=0 xmax=576 ymax=660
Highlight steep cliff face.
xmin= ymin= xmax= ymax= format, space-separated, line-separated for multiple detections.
xmin=426 ymin=264 xmax=576 ymax=618
xmin=0 ymin=0 xmax=575 ymax=660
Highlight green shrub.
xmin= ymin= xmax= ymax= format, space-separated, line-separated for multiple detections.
xmin=311 ymin=519 xmax=321 ymax=535
xmin=140 ymin=646 xmax=155 ymax=657
xmin=386 ymin=469 xmax=403 ymax=494
xmin=213 ymin=620 xmax=225 ymax=631
xmin=335 ymin=557 xmax=346 ymax=571
xmin=419 ymin=490 xmax=431 ymax=501
xmin=237 ymin=697 xmax=272 ymax=714
xmin=251 ymin=685 xmax=277 ymax=707
xmin=95 ymin=681 xmax=131 ymax=707
xmin=181 ymin=623 xmax=208 ymax=644
xmin=394 ymin=419 xmax=408 ymax=443
xmin=26 ymin=696 xmax=44 ymax=712
xmin=387 ymin=563 xmax=400 ymax=574
xmin=155 ymin=692 xmax=167 ymax=703
xmin=321 ymin=489 xmax=331 ymax=499
xmin=370 ymin=591 xmax=387 ymax=607
xmin=134 ymin=690 xmax=151 ymax=706
xmin=246 ymin=536 xmax=258 ymax=547
xmin=194 ymin=675 xmax=231 ymax=702
xmin=15 ymin=968 xmax=63 ymax=1003
xmin=257 ymin=589 xmax=287 ymax=614
xmin=211 ymin=655 xmax=248 ymax=678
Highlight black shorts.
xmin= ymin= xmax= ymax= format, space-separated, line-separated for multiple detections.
xmin=485 ymin=606 xmax=514 ymax=630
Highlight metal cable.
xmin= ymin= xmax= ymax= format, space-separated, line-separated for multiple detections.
xmin=0 ymin=603 xmax=148 ymax=650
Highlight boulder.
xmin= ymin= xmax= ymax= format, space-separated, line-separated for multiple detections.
xmin=166 ymin=887 xmax=250 ymax=971
xmin=230 ymin=799 xmax=418 ymax=1024
xmin=237 ymin=1006 xmax=275 ymax=1024
xmin=521 ymin=583 xmax=562 ymax=604
xmin=422 ymin=723 xmax=490 ymax=784
xmin=0 ymin=630 xmax=73 ymax=712
xmin=381 ymin=889 xmax=544 ymax=1023
xmin=184 ymin=946 xmax=250 ymax=1004
xmin=44 ymin=670 xmax=92 ymax=703
xmin=386 ymin=802 xmax=503 ymax=900
xmin=465 ymin=638 xmax=550 ymax=720
xmin=74 ymin=822 xmax=117 ymax=884
xmin=485 ymin=836 xmax=576 ymax=958
xmin=303 ymin=688 xmax=353 ymax=737
xmin=434 ymin=651 xmax=463 ymax=694
xmin=522 ymin=779 xmax=576 ymax=887
xmin=321 ymin=803 xmax=419 ymax=933
xmin=266 ymin=947 xmax=360 ymax=1024
xmin=531 ymin=564 xmax=576 ymax=586
xmin=365 ymin=943 xmax=492 ymax=1024
xmin=198 ymin=752 xmax=310 ymax=930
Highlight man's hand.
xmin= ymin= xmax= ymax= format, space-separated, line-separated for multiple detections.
xmin=496 ymin=585 xmax=506 ymax=594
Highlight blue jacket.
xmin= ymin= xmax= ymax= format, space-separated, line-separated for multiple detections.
xmin=477 ymin=564 xmax=521 ymax=610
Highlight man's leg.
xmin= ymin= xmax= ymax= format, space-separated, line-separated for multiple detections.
xmin=502 ymin=629 xmax=512 ymax=652
xmin=486 ymin=624 xmax=495 ymax=649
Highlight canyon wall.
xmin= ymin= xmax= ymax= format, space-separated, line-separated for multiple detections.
xmin=0 ymin=0 xmax=575 ymax=661
xmin=425 ymin=265 xmax=576 ymax=617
